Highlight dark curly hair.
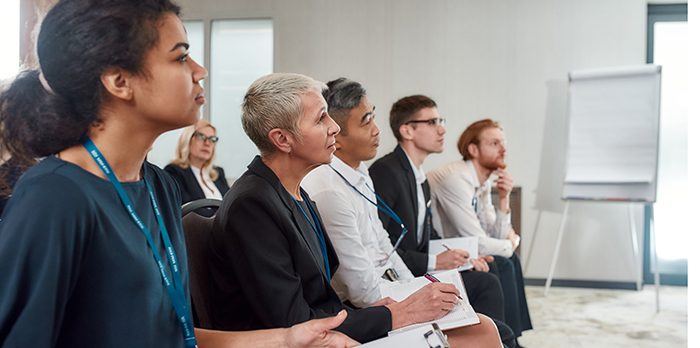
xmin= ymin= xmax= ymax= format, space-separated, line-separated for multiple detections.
xmin=0 ymin=0 xmax=181 ymax=165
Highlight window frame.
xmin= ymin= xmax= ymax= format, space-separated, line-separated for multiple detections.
xmin=643 ymin=3 xmax=688 ymax=287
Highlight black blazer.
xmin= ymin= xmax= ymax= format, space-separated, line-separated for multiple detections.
xmin=163 ymin=164 xmax=229 ymax=204
xmin=369 ymin=145 xmax=439 ymax=276
xmin=208 ymin=156 xmax=391 ymax=343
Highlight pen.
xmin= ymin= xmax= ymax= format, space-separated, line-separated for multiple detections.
xmin=424 ymin=273 xmax=463 ymax=300
xmin=442 ymin=243 xmax=452 ymax=251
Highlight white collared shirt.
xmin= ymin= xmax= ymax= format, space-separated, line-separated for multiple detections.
xmin=190 ymin=166 xmax=223 ymax=200
xmin=400 ymin=146 xmax=437 ymax=271
xmin=302 ymin=156 xmax=414 ymax=308
xmin=426 ymin=160 xmax=513 ymax=257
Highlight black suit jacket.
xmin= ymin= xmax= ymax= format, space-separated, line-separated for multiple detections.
xmin=163 ymin=164 xmax=229 ymax=204
xmin=369 ymin=145 xmax=439 ymax=276
xmin=208 ymin=156 xmax=391 ymax=343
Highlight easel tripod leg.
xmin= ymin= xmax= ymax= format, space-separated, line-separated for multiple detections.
xmin=628 ymin=204 xmax=642 ymax=291
xmin=649 ymin=204 xmax=660 ymax=312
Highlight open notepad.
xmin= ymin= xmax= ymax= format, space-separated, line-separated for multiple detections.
xmin=428 ymin=237 xmax=479 ymax=272
xmin=380 ymin=269 xmax=480 ymax=335
xmin=359 ymin=323 xmax=449 ymax=347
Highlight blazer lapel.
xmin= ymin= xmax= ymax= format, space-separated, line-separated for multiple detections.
xmin=307 ymin=198 xmax=339 ymax=275
xmin=288 ymin=200 xmax=329 ymax=280
xmin=185 ymin=166 xmax=206 ymax=201
xmin=247 ymin=156 xmax=331 ymax=283
xmin=418 ymin=181 xmax=431 ymax=249
xmin=394 ymin=146 xmax=418 ymax=227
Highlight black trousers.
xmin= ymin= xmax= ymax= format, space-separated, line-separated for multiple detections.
xmin=460 ymin=269 xmax=505 ymax=322
xmin=460 ymin=269 xmax=516 ymax=347
xmin=489 ymin=253 xmax=532 ymax=337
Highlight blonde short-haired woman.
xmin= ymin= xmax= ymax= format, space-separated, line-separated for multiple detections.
xmin=0 ymin=1 xmax=356 ymax=346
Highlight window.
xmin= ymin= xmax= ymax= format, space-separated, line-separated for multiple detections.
xmin=209 ymin=19 xmax=273 ymax=179
xmin=645 ymin=4 xmax=688 ymax=285
xmin=0 ymin=0 xmax=20 ymax=80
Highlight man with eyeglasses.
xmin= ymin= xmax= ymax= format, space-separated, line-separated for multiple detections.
xmin=303 ymin=83 xmax=514 ymax=348
xmin=370 ymin=96 xmax=477 ymax=276
xmin=368 ymin=96 xmax=513 ymax=345
xmin=426 ymin=119 xmax=532 ymax=347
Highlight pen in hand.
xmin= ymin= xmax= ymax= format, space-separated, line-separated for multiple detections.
xmin=441 ymin=243 xmax=452 ymax=251
xmin=424 ymin=273 xmax=463 ymax=300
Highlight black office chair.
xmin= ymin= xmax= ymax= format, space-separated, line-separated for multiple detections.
xmin=182 ymin=198 xmax=222 ymax=218
xmin=181 ymin=198 xmax=221 ymax=329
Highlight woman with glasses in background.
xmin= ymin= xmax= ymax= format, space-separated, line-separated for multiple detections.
xmin=0 ymin=0 xmax=357 ymax=346
xmin=165 ymin=120 xmax=229 ymax=213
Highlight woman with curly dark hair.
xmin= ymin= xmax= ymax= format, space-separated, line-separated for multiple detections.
xmin=0 ymin=1 xmax=355 ymax=347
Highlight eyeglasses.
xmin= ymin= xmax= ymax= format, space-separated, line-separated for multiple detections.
xmin=192 ymin=132 xmax=219 ymax=143
xmin=404 ymin=118 xmax=446 ymax=127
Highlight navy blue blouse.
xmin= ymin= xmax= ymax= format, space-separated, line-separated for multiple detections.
xmin=0 ymin=156 xmax=190 ymax=347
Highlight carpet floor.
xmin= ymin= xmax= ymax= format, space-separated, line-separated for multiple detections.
xmin=517 ymin=285 xmax=687 ymax=348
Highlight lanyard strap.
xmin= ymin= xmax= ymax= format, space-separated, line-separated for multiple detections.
xmin=289 ymin=192 xmax=331 ymax=281
xmin=83 ymin=138 xmax=197 ymax=348
xmin=328 ymin=165 xmax=409 ymax=259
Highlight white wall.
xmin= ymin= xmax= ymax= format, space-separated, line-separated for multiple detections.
xmin=176 ymin=0 xmax=675 ymax=283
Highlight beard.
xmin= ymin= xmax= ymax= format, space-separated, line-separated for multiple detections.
xmin=480 ymin=155 xmax=507 ymax=171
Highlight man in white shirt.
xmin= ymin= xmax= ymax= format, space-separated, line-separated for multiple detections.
xmin=304 ymin=79 xmax=515 ymax=348
xmin=427 ymin=119 xmax=532 ymax=342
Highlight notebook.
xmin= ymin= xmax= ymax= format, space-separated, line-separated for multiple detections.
xmin=428 ymin=237 xmax=479 ymax=272
xmin=380 ymin=269 xmax=480 ymax=335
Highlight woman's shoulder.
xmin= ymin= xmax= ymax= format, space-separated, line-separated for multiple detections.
xmin=146 ymin=162 xmax=179 ymax=188
xmin=5 ymin=157 xmax=96 ymax=218
xmin=213 ymin=165 xmax=225 ymax=175
xmin=163 ymin=162 xmax=188 ymax=173
xmin=227 ymin=169 xmax=281 ymax=206
xmin=18 ymin=156 xmax=94 ymax=191
xmin=144 ymin=161 xmax=183 ymax=208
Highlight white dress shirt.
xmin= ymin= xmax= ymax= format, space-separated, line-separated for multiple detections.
xmin=190 ymin=165 xmax=223 ymax=200
xmin=426 ymin=160 xmax=514 ymax=257
xmin=400 ymin=146 xmax=437 ymax=271
xmin=302 ymin=156 xmax=414 ymax=308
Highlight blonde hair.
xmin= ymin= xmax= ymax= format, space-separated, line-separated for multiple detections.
xmin=241 ymin=73 xmax=327 ymax=157
xmin=170 ymin=119 xmax=219 ymax=181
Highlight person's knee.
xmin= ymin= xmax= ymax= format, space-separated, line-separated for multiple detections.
xmin=510 ymin=253 xmax=522 ymax=266
xmin=478 ymin=313 xmax=498 ymax=334
xmin=496 ymin=255 xmax=515 ymax=275
xmin=445 ymin=314 xmax=502 ymax=348
xmin=492 ymin=317 xmax=516 ymax=348
xmin=472 ymin=270 xmax=502 ymax=293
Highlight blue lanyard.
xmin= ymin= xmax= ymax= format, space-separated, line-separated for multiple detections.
xmin=328 ymin=165 xmax=409 ymax=259
xmin=472 ymin=196 xmax=478 ymax=213
xmin=83 ymin=138 xmax=197 ymax=348
xmin=289 ymin=191 xmax=331 ymax=281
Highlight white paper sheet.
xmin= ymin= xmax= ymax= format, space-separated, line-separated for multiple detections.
xmin=428 ymin=237 xmax=478 ymax=272
xmin=380 ymin=269 xmax=480 ymax=334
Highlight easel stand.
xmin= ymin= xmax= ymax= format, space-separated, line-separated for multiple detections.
xmin=543 ymin=201 xmax=660 ymax=312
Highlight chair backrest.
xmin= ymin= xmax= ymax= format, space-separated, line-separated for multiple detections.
xmin=181 ymin=198 xmax=221 ymax=329
xmin=182 ymin=198 xmax=223 ymax=218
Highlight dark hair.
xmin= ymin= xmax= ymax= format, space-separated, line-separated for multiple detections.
xmin=0 ymin=0 xmax=180 ymax=164
xmin=457 ymin=119 xmax=502 ymax=160
xmin=322 ymin=78 xmax=366 ymax=135
xmin=389 ymin=95 xmax=437 ymax=142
